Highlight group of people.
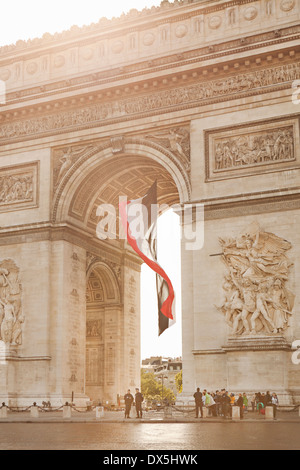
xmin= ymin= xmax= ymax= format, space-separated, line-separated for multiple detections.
xmin=123 ymin=388 xmax=144 ymax=419
xmin=123 ymin=387 xmax=280 ymax=420
xmin=193 ymin=388 xmax=279 ymax=419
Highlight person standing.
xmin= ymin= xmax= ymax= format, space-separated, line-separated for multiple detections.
xmin=266 ymin=391 xmax=272 ymax=407
xmin=204 ymin=390 xmax=211 ymax=416
xmin=243 ymin=393 xmax=248 ymax=413
xmin=271 ymin=393 xmax=279 ymax=420
xmin=221 ymin=390 xmax=231 ymax=418
xmin=124 ymin=389 xmax=134 ymax=419
xmin=236 ymin=393 xmax=244 ymax=419
xmin=215 ymin=391 xmax=222 ymax=416
xmin=230 ymin=393 xmax=235 ymax=407
xmin=193 ymin=387 xmax=203 ymax=418
xmin=251 ymin=393 xmax=256 ymax=412
xmin=208 ymin=392 xmax=217 ymax=417
xmin=135 ymin=388 xmax=144 ymax=418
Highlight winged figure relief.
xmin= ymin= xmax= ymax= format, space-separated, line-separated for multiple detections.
xmin=216 ymin=222 xmax=294 ymax=336
xmin=146 ymin=128 xmax=190 ymax=169
xmin=54 ymin=145 xmax=95 ymax=188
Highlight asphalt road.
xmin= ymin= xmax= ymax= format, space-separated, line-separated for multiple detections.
xmin=0 ymin=422 xmax=299 ymax=450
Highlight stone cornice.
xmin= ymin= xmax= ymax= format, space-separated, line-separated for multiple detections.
xmin=2 ymin=25 xmax=300 ymax=108
xmin=0 ymin=220 xmax=142 ymax=267
xmin=202 ymin=187 xmax=300 ymax=220
xmin=0 ymin=0 xmax=298 ymax=104
xmin=0 ymin=0 xmax=271 ymax=59
xmin=0 ymin=54 xmax=298 ymax=146
xmin=0 ymin=188 xmax=299 ymax=243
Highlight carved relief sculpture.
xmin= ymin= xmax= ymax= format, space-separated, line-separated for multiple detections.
xmin=0 ymin=174 xmax=33 ymax=205
xmin=0 ymin=163 xmax=38 ymax=211
xmin=214 ymin=126 xmax=294 ymax=171
xmin=0 ymin=259 xmax=24 ymax=346
xmin=216 ymin=222 xmax=294 ymax=336
xmin=1 ymin=62 xmax=299 ymax=145
xmin=145 ymin=127 xmax=190 ymax=171
xmin=86 ymin=320 xmax=102 ymax=339
xmin=53 ymin=144 xmax=95 ymax=190
xmin=206 ymin=117 xmax=299 ymax=181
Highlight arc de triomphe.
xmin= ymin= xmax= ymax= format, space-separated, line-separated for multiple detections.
xmin=0 ymin=0 xmax=299 ymax=406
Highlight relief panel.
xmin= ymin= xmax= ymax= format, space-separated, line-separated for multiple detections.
xmin=205 ymin=116 xmax=300 ymax=181
xmin=0 ymin=162 xmax=39 ymax=212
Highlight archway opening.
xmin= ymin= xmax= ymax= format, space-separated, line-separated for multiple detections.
xmin=55 ymin=146 xmax=189 ymax=405
xmin=85 ymin=262 xmax=121 ymax=404
xmin=141 ymin=209 xmax=182 ymax=360
xmin=80 ymin=157 xmax=183 ymax=405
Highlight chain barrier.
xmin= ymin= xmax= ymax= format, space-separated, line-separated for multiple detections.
xmin=0 ymin=401 xmax=103 ymax=414
xmin=1 ymin=404 xmax=32 ymax=412
xmin=70 ymin=404 xmax=93 ymax=413
xmin=0 ymin=402 xmax=299 ymax=415
xmin=286 ymin=404 xmax=300 ymax=412
xmin=36 ymin=405 xmax=64 ymax=412
xmin=170 ymin=404 xmax=195 ymax=414
xmin=0 ymin=403 xmax=63 ymax=413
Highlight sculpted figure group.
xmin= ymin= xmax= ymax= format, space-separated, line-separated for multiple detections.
xmin=0 ymin=174 xmax=33 ymax=205
xmin=214 ymin=128 xmax=294 ymax=171
xmin=0 ymin=260 xmax=24 ymax=346
xmin=217 ymin=222 xmax=294 ymax=336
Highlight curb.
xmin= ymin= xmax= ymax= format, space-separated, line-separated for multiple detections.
xmin=0 ymin=417 xmax=299 ymax=424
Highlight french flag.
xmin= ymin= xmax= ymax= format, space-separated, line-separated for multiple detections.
xmin=119 ymin=181 xmax=175 ymax=336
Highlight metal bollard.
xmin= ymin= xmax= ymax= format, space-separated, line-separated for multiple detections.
xmin=30 ymin=403 xmax=39 ymax=418
xmin=63 ymin=402 xmax=72 ymax=419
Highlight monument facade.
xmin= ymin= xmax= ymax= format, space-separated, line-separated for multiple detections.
xmin=0 ymin=0 xmax=299 ymax=406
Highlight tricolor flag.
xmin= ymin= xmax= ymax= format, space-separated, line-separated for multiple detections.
xmin=119 ymin=181 xmax=175 ymax=336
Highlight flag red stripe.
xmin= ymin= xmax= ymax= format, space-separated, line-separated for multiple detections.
xmin=119 ymin=200 xmax=174 ymax=320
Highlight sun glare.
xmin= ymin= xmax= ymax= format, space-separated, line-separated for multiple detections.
xmin=0 ymin=0 xmax=163 ymax=46
xmin=0 ymin=0 xmax=182 ymax=361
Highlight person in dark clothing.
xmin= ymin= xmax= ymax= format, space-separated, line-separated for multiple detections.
xmin=124 ymin=389 xmax=134 ymax=418
xmin=135 ymin=388 xmax=144 ymax=418
xmin=256 ymin=392 xmax=264 ymax=414
xmin=265 ymin=391 xmax=272 ymax=407
xmin=236 ymin=393 xmax=244 ymax=419
xmin=215 ymin=391 xmax=222 ymax=416
xmin=222 ymin=391 xmax=231 ymax=418
xmin=193 ymin=387 xmax=203 ymax=418
xmin=261 ymin=393 xmax=267 ymax=407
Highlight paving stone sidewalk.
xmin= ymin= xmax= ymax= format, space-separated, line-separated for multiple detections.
xmin=0 ymin=407 xmax=299 ymax=423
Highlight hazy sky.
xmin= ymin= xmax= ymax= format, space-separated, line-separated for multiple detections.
xmin=0 ymin=0 xmax=182 ymax=360
xmin=140 ymin=210 xmax=182 ymax=360
xmin=0 ymin=0 xmax=163 ymax=46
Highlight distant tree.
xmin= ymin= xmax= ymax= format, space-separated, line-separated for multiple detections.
xmin=175 ymin=370 xmax=182 ymax=394
xmin=141 ymin=370 xmax=175 ymax=403
xmin=141 ymin=370 xmax=160 ymax=397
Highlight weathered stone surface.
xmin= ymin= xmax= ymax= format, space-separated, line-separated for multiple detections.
xmin=0 ymin=0 xmax=299 ymax=406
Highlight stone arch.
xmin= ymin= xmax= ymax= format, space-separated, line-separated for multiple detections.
xmin=52 ymin=137 xmax=191 ymax=225
xmin=85 ymin=260 xmax=122 ymax=403
xmin=86 ymin=260 xmax=121 ymax=304
xmin=51 ymin=137 xmax=189 ymax=404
